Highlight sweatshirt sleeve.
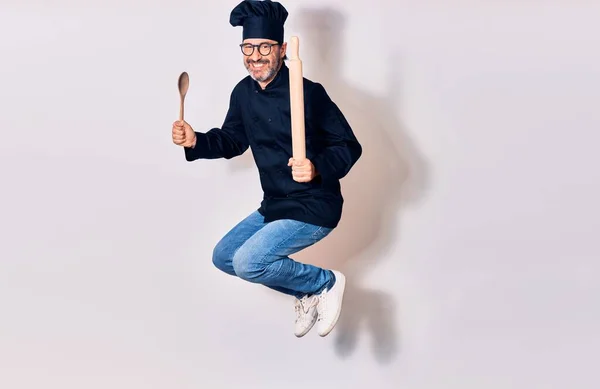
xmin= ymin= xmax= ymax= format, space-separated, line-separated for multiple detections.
xmin=309 ymin=83 xmax=362 ymax=182
xmin=184 ymin=88 xmax=249 ymax=161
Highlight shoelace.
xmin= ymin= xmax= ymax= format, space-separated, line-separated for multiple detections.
xmin=295 ymin=296 xmax=319 ymax=320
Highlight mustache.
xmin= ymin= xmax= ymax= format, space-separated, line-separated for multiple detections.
xmin=247 ymin=59 xmax=270 ymax=65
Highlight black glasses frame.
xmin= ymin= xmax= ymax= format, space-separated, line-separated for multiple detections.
xmin=239 ymin=42 xmax=280 ymax=56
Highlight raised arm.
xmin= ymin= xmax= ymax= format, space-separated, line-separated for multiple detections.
xmin=309 ymin=83 xmax=362 ymax=182
xmin=183 ymin=88 xmax=249 ymax=161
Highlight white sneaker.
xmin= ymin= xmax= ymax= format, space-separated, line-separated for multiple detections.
xmin=294 ymin=294 xmax=319 ymax=337
xmin=316 ymin=270 xmax=346 ymax=337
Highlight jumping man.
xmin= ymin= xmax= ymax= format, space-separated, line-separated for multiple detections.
xmin=171 ymin=0 xmax=362 ymax=337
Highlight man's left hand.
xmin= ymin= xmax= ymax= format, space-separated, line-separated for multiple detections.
xmin=288 ymin=157 xmax=317 ymax=183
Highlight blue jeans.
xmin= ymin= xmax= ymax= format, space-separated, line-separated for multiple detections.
xmin=212 ymin=210 xmax=335 ymax=298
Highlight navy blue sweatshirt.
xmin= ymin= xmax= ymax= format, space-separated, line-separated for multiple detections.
xmin=184 ymin=63 xmax=362 ymax=228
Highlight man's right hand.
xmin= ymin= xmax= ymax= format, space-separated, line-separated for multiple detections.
xmin=172 ymin=120 xmax=196 ymax=148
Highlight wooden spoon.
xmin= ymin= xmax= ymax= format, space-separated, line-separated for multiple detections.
xmin=178 ymin=71 xmax=189 ymax=121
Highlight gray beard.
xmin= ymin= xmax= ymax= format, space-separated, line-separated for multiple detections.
xmin=247 ymin=57 xmax=281 ymax=82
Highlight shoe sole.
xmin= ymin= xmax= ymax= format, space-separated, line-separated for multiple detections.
xmin=318 ymin=272 xmax=346 ymax=337
xmin=295 ymin=314 xmax=318 ymax=338
xmin=295 ymin=321 xmax=316 ymax=337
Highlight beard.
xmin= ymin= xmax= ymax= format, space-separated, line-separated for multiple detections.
xmin=245 ymin=55 xmax=282 ymax=83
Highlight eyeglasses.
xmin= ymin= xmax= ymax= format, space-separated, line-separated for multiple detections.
xmin=239 ymin=42 xmax=280 ymax=56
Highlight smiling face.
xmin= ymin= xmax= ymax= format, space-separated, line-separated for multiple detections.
xmin=241 ymin=38 xmax=287 ymax=88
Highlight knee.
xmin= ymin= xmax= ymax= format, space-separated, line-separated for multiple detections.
xmin=212 ymin=241 xmax=235 ymax=275
xmin=232 ymin=246 xmax=267 ymax=282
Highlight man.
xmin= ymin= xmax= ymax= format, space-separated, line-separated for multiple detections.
xmin=171 ymin=0 xmax=362 ymax=338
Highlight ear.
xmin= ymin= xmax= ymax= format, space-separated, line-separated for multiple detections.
xmin=281 ymin=41 xmax=287 ymax=57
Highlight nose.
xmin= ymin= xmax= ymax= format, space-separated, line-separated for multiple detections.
xmin=249 ymin=49 xmax=262 ymax=62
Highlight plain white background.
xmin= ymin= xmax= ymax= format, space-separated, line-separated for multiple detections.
xmin=1 ymin=1 xmax=599 ymax=388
